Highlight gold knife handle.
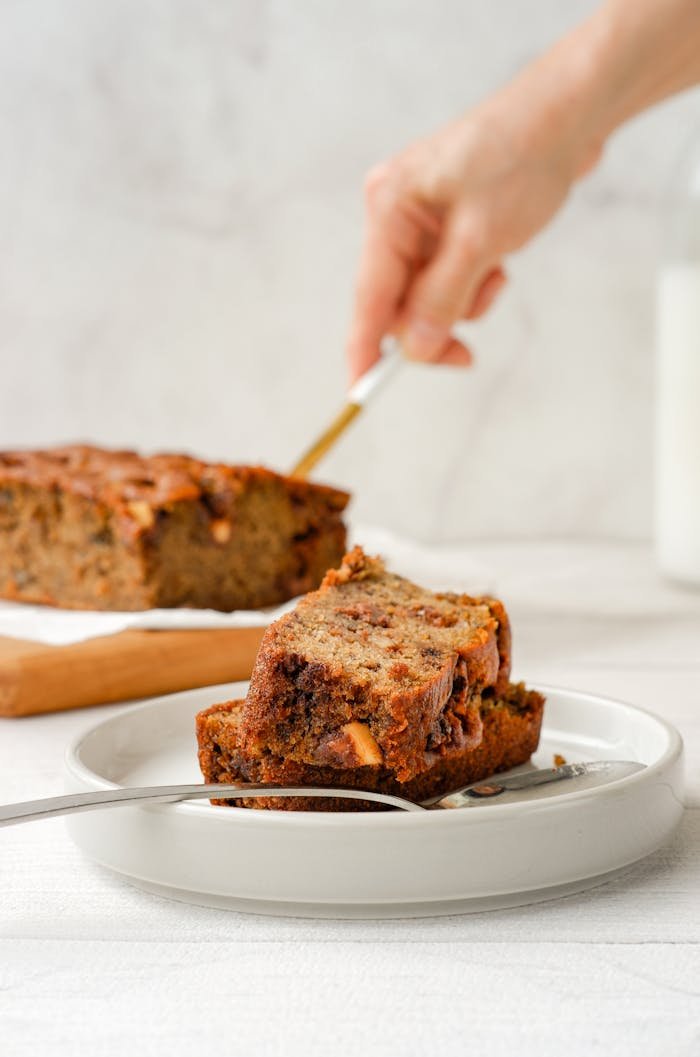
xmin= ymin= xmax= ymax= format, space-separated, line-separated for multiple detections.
xmin=290 ymin=402 xmax=362 ymax=479
xmin=290 ymin=341 xmax=402 ymax=479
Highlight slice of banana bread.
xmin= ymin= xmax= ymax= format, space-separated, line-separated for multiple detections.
xmin=240 ymin=546 xmax=511 ymax=782
xmin=196 ymin=683 xmax=544 ymax=811
xmin=0 ymin=446 xmax=349 ymax=611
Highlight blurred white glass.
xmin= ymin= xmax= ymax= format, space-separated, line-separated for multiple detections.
xmin=656 ymin=137 xmax=700 ymax=585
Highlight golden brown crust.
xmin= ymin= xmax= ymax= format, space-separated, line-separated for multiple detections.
xmin=0 ymin=446 xmax=348 ymax=536
xmin=196 ymin=683 xmax=545 ymax=811
xmin=321 ymin=546 xmax=384 ymax=587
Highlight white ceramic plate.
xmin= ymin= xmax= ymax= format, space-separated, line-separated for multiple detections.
xmin=64 ymin=682 xmax=684 ymax=918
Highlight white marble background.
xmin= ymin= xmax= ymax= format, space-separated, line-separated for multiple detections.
xmin=1 ymin=0 xmax=699 ymax=541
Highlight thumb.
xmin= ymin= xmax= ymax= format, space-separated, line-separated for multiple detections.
xmin=401 ymin=217 xmax=486 ymax=362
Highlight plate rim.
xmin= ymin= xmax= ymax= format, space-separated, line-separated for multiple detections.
xmin=64 ymin=680 xmax=685 ymax=828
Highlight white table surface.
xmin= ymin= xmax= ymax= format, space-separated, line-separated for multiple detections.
xmin=1 ymin=542 xmax=699 ymax=1057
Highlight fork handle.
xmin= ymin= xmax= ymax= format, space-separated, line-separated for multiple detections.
xmin=0 ymin=782 xmax=424 ymax=826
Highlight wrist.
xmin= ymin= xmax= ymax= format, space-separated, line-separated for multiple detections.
xmin=488 ymin=0 xmax=700 ymax=188
xmin=527 ymin=14 xmax=619 ymax=181
xmin=568 ymin=0 xmax=700 ymax=141
xmin=476 ymin=17 xmax=617 ymax=187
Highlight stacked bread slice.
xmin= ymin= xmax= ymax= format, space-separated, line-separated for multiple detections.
xmin=196 ymin=547 xmax=544 ymax=810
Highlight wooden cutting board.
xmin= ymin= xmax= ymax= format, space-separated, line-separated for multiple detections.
xmin=0 ymin=626 xmax=266 ymax=718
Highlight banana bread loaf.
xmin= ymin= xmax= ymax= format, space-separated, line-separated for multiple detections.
xmin=240 ymin=546 xmax=511 ymax=782
xmin=0 ymin=445 xmax=349 ymax=611
xmin=196 ymin=683 xmax=544 ymax=811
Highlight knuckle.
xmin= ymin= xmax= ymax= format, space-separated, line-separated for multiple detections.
xmin=364 ymin=159 xmax=404 ymax=212
xmin=363 ymin=163 xmax=390 ymax=203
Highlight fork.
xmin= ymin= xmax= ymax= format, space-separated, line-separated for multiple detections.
xmin=0 ymin=761 xmax=644 ymax=826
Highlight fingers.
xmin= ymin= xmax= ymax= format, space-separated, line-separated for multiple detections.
xmin=400 ymin=217 xmax=488 ymax=362
xmin=346 ymin=168 xmax=421 ymax=383
xmin=434 ymin=338 xmax=473 ymax=367
xmin=437 ymin=266 xmax=506 ymax=364
xmin=347 ymin=165 xmax=444 ymax=383
xmin=346 ymin=229 xmax=408 ymax=383
xmin=399 ymin=257 xmax=507 ymax=364
xmin=466 ymin=266 xmax=507 ymax=320
xmin=347 ymin=161 xmax=508 ymax=379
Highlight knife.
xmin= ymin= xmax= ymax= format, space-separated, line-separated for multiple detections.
xmin=290 ymin=339 xmax=402 ymax=479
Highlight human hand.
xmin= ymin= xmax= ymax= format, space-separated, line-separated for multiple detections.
xmin=347 ymin=0 xmax=700 ymax=382
xmin=347 ymin=71 xmax=602 ymax=381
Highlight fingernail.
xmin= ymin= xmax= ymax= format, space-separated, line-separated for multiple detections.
xmin=401 ymin=318 xmax=450 ymax=362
